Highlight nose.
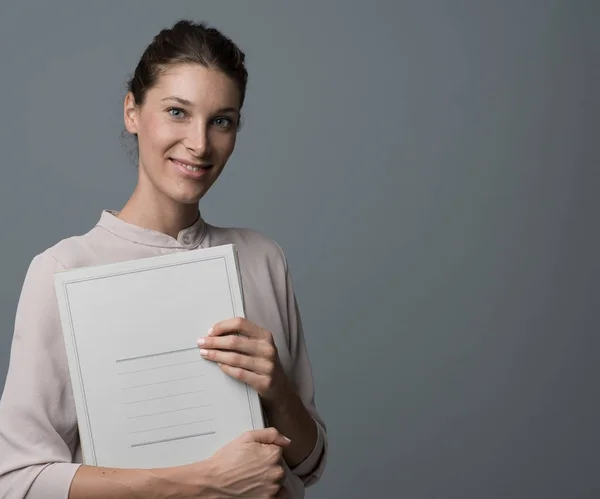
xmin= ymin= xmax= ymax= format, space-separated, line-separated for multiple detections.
xmin=184 ymin=120 xmax=211 ymax=157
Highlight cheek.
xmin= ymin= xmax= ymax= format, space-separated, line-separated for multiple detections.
xmin=139 ymin=117 xmax=180 ymax=154
xmin=213 ymin=132 xmax=237 ymax=158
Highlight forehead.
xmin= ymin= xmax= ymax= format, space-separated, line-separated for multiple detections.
xmin=147 ymin=63 xmax=240 ymax=109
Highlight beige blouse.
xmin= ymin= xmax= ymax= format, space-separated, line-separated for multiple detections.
xmin=0 ymin=210 xmax=327 ymax=498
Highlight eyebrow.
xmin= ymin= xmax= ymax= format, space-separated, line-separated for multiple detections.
xmin=161 ymin=96 xmax=239 ymax=115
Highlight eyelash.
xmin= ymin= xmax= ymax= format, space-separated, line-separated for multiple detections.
xmin=167 ymin=108 xmax=235 ymax=129
xmin=167 ymin=107 xmax=188 ymax=120
xmin=212 ymin=117 xmax=234 ymax=129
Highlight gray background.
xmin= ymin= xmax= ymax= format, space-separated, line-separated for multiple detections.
xmin=0 ymin=1 xmax=598 ymax=498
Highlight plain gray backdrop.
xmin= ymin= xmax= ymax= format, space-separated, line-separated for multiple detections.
xmin=0 ymin=1 xmax=598 ymax=498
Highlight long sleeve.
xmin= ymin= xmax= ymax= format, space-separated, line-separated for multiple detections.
xmin=282 ymin=262 xmax=328 ymax=486
xmin=0 ymin=252 xmax=81 ymax=499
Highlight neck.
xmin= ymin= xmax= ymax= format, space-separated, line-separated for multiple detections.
xmin=117 ymin=184 xmax=200 ymax=239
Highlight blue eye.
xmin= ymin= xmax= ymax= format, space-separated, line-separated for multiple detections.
xmin=168 ymin=107 xmax=186 ymax=119
xmin=212 ymin=117 xmax=234 ymax=129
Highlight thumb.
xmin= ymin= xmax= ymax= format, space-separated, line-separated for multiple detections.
xmin=243 ymin=427 xmax=291 ymax=447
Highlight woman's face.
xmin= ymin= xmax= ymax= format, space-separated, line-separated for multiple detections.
xmin=124 ymin=63 xmax=241 ymax=206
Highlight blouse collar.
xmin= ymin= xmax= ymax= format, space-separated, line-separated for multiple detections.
xmin=95 ymin=209 xmax=207 ymax=249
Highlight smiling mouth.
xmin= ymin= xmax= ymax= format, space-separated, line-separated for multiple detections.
xmin=170 ymin=158 xmax=213 ymax=172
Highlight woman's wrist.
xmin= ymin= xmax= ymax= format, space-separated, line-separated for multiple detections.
xmin=260 ymin=382 xmax=318 ymax=468
xmin=150 ymin=459 xmax=218 ymax=499
xmin=261 ymin=376 xmax=295 ymax=413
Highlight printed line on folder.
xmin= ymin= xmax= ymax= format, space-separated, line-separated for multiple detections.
xmin=118 ymin=359 xmax=204 ymax=375
xmin=131 ymin=430 xmax=216 ymax=448
xmin=121 ymin=374 xmax=206 ymax=390
xmin=124 ymin=389 xmax=208 ymax=405
xmin=126 ymin=404 xmax=211 ymax=420
xmin=117 ymin=346 xmax=199 ymax=363
xmin=128 ymin=418 xmax=214 ymax=434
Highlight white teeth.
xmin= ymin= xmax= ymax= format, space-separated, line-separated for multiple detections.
xmin=174 ymin=159 xmax=201 ymax=172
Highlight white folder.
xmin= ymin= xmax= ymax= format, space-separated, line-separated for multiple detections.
xmin=53 ymin=244 xmax=264 ymax=468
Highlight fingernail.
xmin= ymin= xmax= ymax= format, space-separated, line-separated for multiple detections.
xmin=283 ymin=436 xmax=291 ymax=443
xmin=197 ymin=338 xmax=205 ymax=346
xmin=199 ymin=349 xmax=208 ymax=356
xmin=207 ymin=328 xmax=213 ymax=335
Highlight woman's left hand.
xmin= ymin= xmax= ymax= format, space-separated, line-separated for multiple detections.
xmin=197 ymin=317 xmax=290 ymax=404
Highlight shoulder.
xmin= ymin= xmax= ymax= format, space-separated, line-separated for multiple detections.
xmin=206 ymin=224 xmax=289 ymax=272
xmin=24 ymin=226 xmax=104 ymax=278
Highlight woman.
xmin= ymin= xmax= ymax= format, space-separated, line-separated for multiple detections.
xmin=0 ymin=20 xmax=327 ymax=498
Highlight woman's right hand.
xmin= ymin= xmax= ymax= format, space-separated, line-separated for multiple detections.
xmin=206 ymin=427 xmax=290 ymax=497
xmin=162 ymin=427 xmax=290 ymax=498
xmin=67 ymin=428 xmax=291 ymax=499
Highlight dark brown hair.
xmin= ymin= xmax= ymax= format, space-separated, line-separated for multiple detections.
xmin=127 ymin=19 xmax=248 ymax=111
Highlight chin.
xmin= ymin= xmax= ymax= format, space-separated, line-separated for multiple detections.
xmin=171 ymin=191 xmax=205 ymax=205
xmin=169 ymin=188 xmax=208 ymax=204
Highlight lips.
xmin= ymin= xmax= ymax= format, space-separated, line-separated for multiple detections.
xmin=169 ymin=158 xmax=214 ymax=180
xmin=170 ymin=158 xmax=213 ymax=172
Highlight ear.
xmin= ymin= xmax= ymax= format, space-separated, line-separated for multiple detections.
xmin=124 ymin=92 xmax=139 ymax=135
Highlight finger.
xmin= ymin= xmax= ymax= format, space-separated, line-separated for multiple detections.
xmin=275 ymin=486 xmax=288 ymax=499
xmin=273 ymin=462 xmax=286 ymax=485
xmin=208 ymin=317 xmax=266 ymax=339
xmin=200 ymin=349 xmax=272 ymax=375
xmin=197 ymin=334 xmax=273 ymax=358
xmin=218 ymin=363 xmax=279 ymax=395
xmin=243 ymin=427 xmax=291 ymax=446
